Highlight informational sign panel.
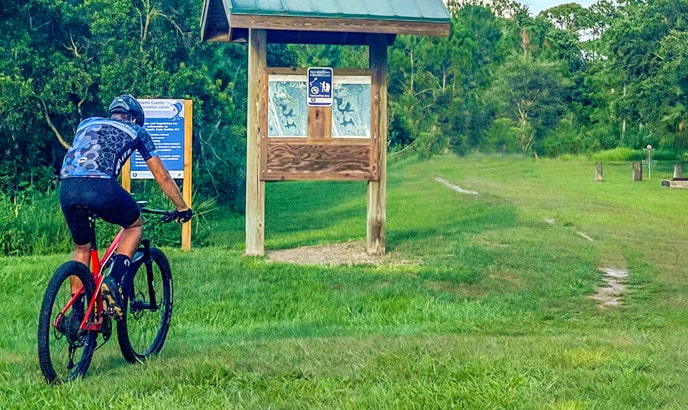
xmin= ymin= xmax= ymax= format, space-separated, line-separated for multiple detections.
xmin=121 ymin=98 xmax=193 ymax=250
xmin=307 ymin=67 xmax=333 ymax=107
xmin=131 ymin=99 xmax=186 ymax=179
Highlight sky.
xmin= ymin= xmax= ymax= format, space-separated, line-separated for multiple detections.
xmin=524 ymin=0 xmax=598 ymax=15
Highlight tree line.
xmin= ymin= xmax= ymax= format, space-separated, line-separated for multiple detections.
xmin=1 ymin=0 xmax=686 ymax=208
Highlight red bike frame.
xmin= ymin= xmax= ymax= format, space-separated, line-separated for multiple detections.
xmin=54 ymin=222 xmax=126 ymax=333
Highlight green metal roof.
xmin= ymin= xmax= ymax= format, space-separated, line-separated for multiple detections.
xmin=201 ymin=0 xmax=451 ymax=44
xmin=227 ymin=0 xmax=450 ymax=23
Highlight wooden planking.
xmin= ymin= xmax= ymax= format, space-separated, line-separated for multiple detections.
xmin=230 ymin=15 xmax=450 ymax=37
xmin=307 ymin=106 xmax=331 ymax=140
xmin=265 ymin=137 xmax=370 ymax=146
xmin=368 ymin=61 xmax=380 ymax=183
xmin=263 ymin=143 xmax=371 ymax=180
xmin=664 ymin=180 xmax=688 ymax=189
xmin=201 ymin=0 xmax=451 ymax=43
xmin=122 ymin=160 xmax=131 ymax=191
xmin=259 ymin=68 xmax=270 ymax=181
xmin=267 ymin=67 xmax=372 ymax=76
xmin=261 ymin=66 xmax=377 ymax=182
xmin=200 ymin=0 xmax=230 ymax=42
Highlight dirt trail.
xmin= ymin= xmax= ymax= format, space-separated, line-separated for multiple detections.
xmin=590 ymin=267 xmax=628 ymax=308
xmin=266 ymin=241 xmax=415 ymax=266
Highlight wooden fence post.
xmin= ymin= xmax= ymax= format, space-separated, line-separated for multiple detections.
xmin=632 ymin=162 xmax=643 ymax=182
xmin=674 ymin=163 xmax=683 ymax=179
xmin=595 ymin=162 xmax=603 ymax=182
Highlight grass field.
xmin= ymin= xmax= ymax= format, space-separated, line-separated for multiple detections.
xmin=2 ymin=154 xmax=688 ymax=408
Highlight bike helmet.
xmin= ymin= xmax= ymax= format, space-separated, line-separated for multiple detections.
xmin=108 ymin=94 xmax=145 ymax=125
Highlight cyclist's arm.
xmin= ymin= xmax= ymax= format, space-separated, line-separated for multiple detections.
xmin=146 ymin=156 xmax=189 ymax=211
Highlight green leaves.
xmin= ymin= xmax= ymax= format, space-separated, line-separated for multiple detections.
xmin=485 ymin=53 xmax=571 ymax=153
xmin=602 ymin=0 xmax=688 ymax=149
xmin=5 ymin=0 xmax=688 ymax=199
xmin=0 ymin=0 xmax=246 ymax=203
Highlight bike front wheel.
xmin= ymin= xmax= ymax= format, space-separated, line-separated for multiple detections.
xmin=117 ymin=247 xmax=173 ymax=363
xmin=37 ymin=261 xmax=97 ymax=384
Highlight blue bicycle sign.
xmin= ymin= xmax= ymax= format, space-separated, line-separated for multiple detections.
xmin=307 ymin=67 xmax=333 ymax=107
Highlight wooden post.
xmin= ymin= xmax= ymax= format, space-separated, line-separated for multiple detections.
xmin=674 ymin=163 xmax=683 ymax=179
xmin=181 ymin=99 xmax=193 ymax=250
xmin=121 ymin=160 xmax=131 ymax=191
xmin=632 ymin=161 xmax=643 ymax=181
xmin=595 ymin=162 xmax=603 ymax=182
xmin=367 ymin=36 xmax=387 ymax=256
xmin=245 ymin=29 xmax=266 ymax=256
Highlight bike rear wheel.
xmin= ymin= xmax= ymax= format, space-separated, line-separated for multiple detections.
xmin=117 ymin=247 xmax=173 ymax=363
xmin=37 ymin=262 xmax=97 ymax=384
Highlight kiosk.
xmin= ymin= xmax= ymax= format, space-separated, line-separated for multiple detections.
xmin=201 ymin=0 xmax=450 ymax=256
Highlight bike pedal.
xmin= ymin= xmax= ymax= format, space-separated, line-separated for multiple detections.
xmin=105 ymin=304 xmax=124 ymax=321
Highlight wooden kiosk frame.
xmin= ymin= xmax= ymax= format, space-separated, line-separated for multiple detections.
xmin=201 ymin=0 xmax=450 ymax=256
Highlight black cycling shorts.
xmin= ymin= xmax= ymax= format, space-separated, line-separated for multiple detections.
xmin=59 ymin=178 xmax=140 ymax=245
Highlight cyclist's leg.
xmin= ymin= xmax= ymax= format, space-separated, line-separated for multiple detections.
xmin=72 ymin=243 xmax=90 ymax=266
xmin=95 ymin=181 xmax=142 ymax=281
xmin=106 ymin=219 xmax=142 ymax=285
xmin=117 ymin=217 xmax=144 ymax=259
xmin=59 ymin=179 xmax=92 ymax=294
xmin=90 ymin=180 xmax=142 ymax=318
xmin=70 ymin=243 xmax=90 ymax=294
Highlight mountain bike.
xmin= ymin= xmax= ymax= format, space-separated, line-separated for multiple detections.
xmin=37 ymin=202 xmax=177 ymax=384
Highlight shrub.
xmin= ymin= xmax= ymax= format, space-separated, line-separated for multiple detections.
xmin=0 ymin=190 xmax=71 ymax=256
xmin=589 ymin=147 xmax=642 ymax=162
xmin=589 ymin=147 xmax=681 ymax=162
xmin=0 ymin=183 xmax=218 ymax=257
xmin=130 ymin=181 xmax=218 ymax=248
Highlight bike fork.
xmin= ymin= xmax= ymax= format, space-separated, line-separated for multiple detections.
xmin=129 ymin=239 xmax=159 ymax=311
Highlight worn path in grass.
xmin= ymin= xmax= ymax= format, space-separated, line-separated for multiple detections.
xmin=434 ymin=170 xmax=632 ymax=309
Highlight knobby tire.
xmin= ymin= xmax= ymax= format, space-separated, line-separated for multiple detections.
xmin=117 ymin=247 xmax=173 ymax=363
xmin=37 ymin=262 xmax=97 ymax=384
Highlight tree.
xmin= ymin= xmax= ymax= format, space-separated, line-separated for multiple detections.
xmin=433 ymin=4 xmax=506 ymax=153
xmin=604 ymin=0 xmax=688 ymax=148
xmin=388 ymin=35 xmax=443 ymax=151
xmin=540 ymin=3 xmax=589 ymax=32
xmin=0 ymin=0 xmax=248 ymax=204
xmin=486 ymin=51 xmax=572 ymax=153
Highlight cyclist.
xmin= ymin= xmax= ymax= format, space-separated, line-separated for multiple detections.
xmin=59 ymin=94 xmax=192 ymax=319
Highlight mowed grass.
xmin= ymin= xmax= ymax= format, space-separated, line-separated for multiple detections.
xmin=3 ymin=154 xmax=688 ymax=408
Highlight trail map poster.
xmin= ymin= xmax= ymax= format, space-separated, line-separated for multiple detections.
xmin=331 ymin=76 xmax=371 ymax=138
xmin=268 ymin=74 xmax=371 ymax=139
xmin=268 ymin=75 xmax=308 ymax=138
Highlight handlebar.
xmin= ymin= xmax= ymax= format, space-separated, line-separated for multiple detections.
xmin=136 ymin=201 xmax=192 ymax=224
xmin=142 ymin=207 xmax=176 ymax=222
xmin=137 ymin=201 xmax=175 ymax=223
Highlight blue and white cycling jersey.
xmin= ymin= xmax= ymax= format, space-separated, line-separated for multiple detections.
xmin=60 ymin=117 xmax=158 ymax=179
